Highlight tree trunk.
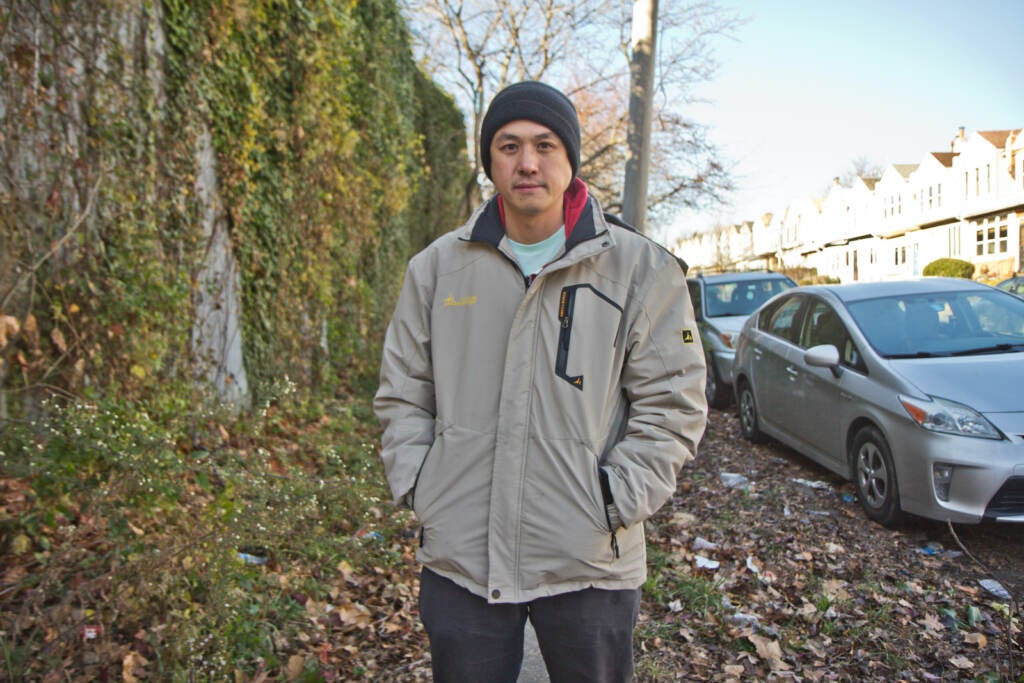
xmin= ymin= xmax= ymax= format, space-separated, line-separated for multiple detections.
xmin=621 ymin=0 xmax=658 ymax=233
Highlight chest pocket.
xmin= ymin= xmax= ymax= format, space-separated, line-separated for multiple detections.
xmin=556 ymin=284 xmax=624 ymax=390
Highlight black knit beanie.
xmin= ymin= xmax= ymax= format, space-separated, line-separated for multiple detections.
xmin=480 ymin=81 xmax=581 ymax=180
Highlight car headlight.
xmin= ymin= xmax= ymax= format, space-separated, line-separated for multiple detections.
xmin=898 ymin=395 xmax=1002 ymax=440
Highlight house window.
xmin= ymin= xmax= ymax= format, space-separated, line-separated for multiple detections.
xmin=928 ymin=186 xmax=934 ymax=209
xmin=975 ymin=217 xmax=1009 ymax=255
xmin=937 ymin=183 xmax=941 ymax=208
xmin=986 ymin=164 xmax=992 ymax=193
xmin=964 ymin=171 xmax=969 ymax=199
xmin=975 ymin=168 xmax=980 ymax=196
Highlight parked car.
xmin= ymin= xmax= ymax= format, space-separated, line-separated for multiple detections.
xmin=687 ymin=271 xmax=796 ymax=408
xmin=996 ymin=274 xmax=1024 ymax=299
xmin=732 ymin=277 xmax=1024 ymax=525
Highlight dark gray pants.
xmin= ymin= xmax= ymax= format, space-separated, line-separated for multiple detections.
xmin=418 ymin=567 xmax=640 ymax=683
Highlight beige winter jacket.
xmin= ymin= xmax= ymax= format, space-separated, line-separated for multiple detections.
xmin=374 ymin=189 xmax=707 ymax=603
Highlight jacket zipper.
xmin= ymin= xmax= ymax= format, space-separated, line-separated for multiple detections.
xmin=556 ymin=287 xmax=584 ymax=389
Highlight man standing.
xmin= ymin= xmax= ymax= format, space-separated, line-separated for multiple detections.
xmin=375 ymin=81 xmax=707 ymax=682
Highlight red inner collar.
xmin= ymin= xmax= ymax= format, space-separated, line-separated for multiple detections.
xmin=497 ymin=178 xmax=589 ymax=238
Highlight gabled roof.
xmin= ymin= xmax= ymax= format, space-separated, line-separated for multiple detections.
xmin=859 ymin=177 xmax=879 ymax=190
xmin=892 ymin=163 xmax=918 ymax=178
xmin=977 ymin=130 xmax=1015 ymax=147
xmin=927 ymin=151 xmax=957 ymax=167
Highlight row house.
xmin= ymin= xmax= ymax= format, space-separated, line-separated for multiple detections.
xmin=677 ymin=127 xmax=1024 ymax=282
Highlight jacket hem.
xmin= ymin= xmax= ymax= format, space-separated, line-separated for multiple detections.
xmin=419 ymin=563 xmax=645 ymax=605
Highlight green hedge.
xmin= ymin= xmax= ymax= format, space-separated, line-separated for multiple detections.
xmin=922 ymin=258 xmax=975 ymax=279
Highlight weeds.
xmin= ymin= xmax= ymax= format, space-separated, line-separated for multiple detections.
xmin=0 ymin=394 xmax=405 ymax=680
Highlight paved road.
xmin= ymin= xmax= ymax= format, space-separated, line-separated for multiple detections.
xmin=517 ymin=621 xmax=549 ymax=683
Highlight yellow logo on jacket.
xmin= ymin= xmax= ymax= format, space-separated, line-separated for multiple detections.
xmin=443 ymin=294 xmax=477 ymax=307
xmin=680 ymin=328 xmax=695 ymax=343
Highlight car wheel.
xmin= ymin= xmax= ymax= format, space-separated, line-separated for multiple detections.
xmin=851 ymin=426 xmax=903 ymax=526
xmin=736 ymin=380 xmax=765 ymax=443
xmin=705 ymin=357 xmax=731 ymax=410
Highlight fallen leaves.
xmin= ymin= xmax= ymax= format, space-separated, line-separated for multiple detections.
xmin=634 ymin=409 xmax=1024 ymax=681
xmin=747 ymin=633 xmax=792 ymax=672
xmin=2 ymin=404 xmax=1021 ymax=682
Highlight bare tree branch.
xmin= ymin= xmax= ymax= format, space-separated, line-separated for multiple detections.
xmin=401 ymin=0 xmax=742 ymax=226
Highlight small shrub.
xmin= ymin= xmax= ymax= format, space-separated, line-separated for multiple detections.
xmin=922 ymin=258 xmax=975 ymax=279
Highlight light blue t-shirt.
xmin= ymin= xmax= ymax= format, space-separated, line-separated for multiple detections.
xmin=508 ymin=228 xmax=566 ymax=278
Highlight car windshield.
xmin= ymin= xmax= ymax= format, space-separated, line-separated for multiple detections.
xmin=847 ymin=289 xmax=1024 ymax=358
xmin=705 ymin=279 xmax=794 ymax=317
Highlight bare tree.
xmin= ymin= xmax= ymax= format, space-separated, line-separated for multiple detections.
xmin=838 ymin=156 xmax=885 ymax=187
xmin=815 ymin=156 xmax=886 ymax=199
xmin=401 ymin=0 xmax=741 ymax=225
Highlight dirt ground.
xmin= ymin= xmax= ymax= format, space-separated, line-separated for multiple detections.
xmin=632 ymin=407 xmax=1024 ymax=681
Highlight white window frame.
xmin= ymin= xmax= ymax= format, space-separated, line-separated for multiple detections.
xmin=974 ymin=216 xmax=1009 ymax=256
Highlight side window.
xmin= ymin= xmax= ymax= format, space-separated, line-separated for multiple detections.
xmin=800 ymin=300 xmax=866 ymax=372
xmin=966 ymin=294 xmax=1024 ymax=336
xmin=705 ymin=284 xmax=731 ymax=317
xmin=687 ymin=281 xmax=702 ymax=319
xmin=757 ymin=297 xmax=781 ymax=329
xmin=763 ymin=296 xmax=804 ymax=343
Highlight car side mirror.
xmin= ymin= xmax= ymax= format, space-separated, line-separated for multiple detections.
xmin=805 ymin=344 xmax=842 ymax=378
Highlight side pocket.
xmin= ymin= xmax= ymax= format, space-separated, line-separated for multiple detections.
xmin=410 ymin=422 xmax=450 ymax=517
xmin=598 ymin=466 xmax=620 ymax=558
xmin=556 ymin=284 xmax=624 ymax=391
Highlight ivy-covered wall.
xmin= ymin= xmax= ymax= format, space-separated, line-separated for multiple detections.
xmin=0 ymin=0 xmax=468 ymax=421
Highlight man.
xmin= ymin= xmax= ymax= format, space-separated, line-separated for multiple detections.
xmin=375 ymin=81 xmax=707 ymax=682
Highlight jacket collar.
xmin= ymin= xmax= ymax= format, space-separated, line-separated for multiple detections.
xmin=469 ymin=178 xmax=600 ymax=249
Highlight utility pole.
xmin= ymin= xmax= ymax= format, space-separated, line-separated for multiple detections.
xmin=621 ymin=0 xmax=658 ymax=233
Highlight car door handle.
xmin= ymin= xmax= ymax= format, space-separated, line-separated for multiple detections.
xmin=786 ymin=366 xmax=799 ymax=377
xmin=753 ymin=348 xmax=763 ymax=358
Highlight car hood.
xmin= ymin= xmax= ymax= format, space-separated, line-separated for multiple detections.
xmin=890 ymin=353 xmax=1024 ymax=413
xmin=705 ymin=314 xmax=749 ymax=335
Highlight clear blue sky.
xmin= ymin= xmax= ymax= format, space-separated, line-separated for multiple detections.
xmin=667 ymin=0 xmax=1024 ymax=239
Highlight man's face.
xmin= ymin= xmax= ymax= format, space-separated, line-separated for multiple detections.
xmin=489 ymin=119 xmax=573 ymax=232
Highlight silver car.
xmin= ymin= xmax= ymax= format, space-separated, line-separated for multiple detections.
xmin=732 ymin=277 xmax=1024 ymax=525
xmin=687 ymin=271 xmax=796 ymax=409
